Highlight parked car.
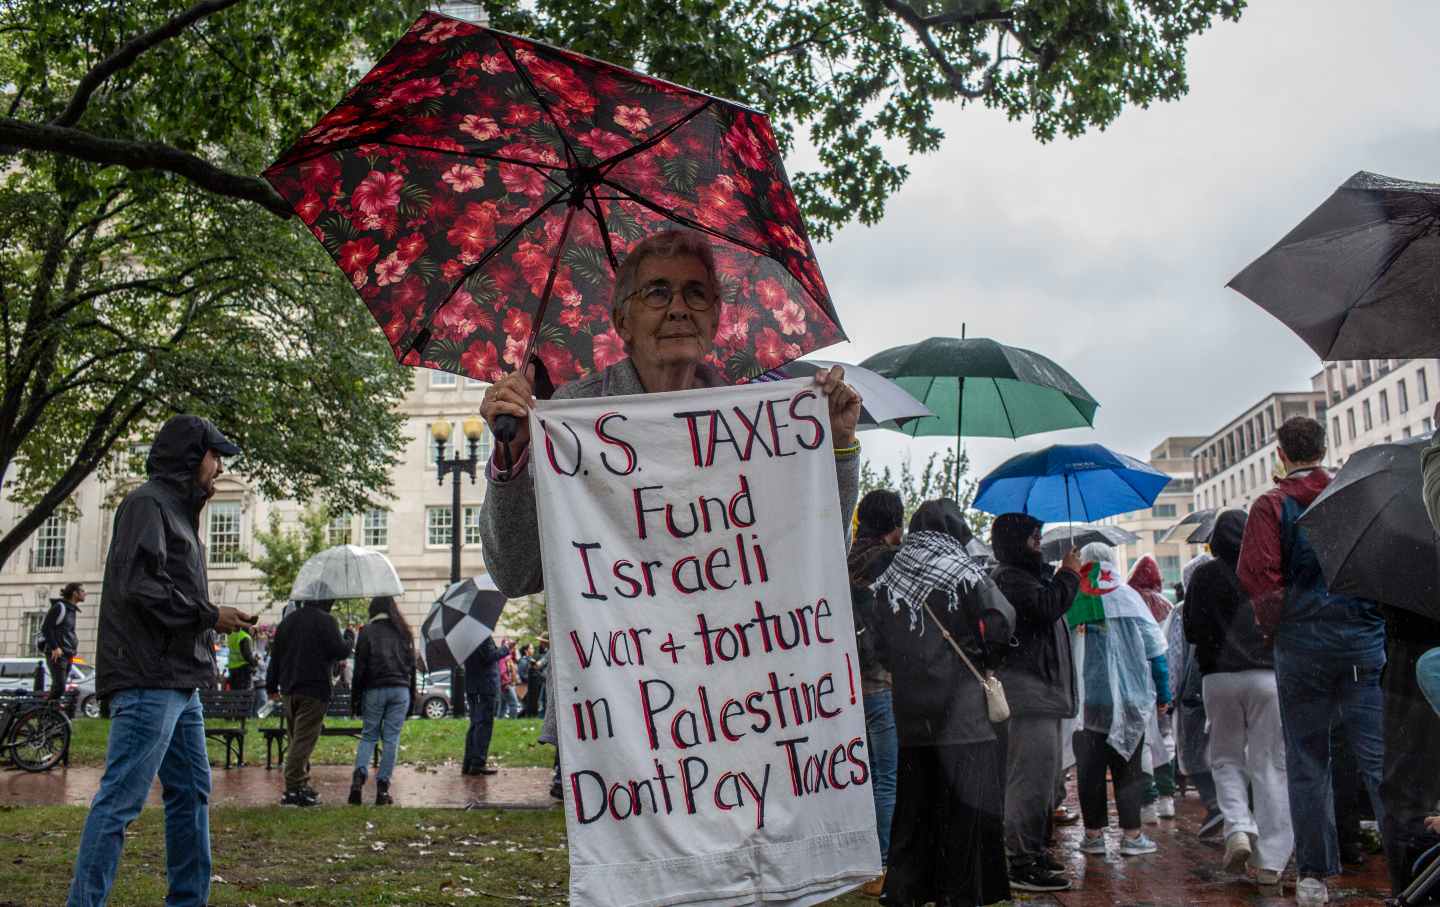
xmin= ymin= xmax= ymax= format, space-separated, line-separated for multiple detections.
xmin=0 ymin=658 xmax=96 ymax=716
xmin=415 ymin=670 xmax=452 ymax=719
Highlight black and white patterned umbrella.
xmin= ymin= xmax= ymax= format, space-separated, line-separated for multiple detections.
xmin=420 ymin=575 xmax=507 ymax=670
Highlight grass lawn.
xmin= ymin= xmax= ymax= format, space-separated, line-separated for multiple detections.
xmin=0 ymin=806 xmax=877 ymax=906
xmin=66 ymin=716 xmax=554 ymax=769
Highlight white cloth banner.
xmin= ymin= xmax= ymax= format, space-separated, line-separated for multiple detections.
xmin=531 ymin=378 xmax=881 ymax=907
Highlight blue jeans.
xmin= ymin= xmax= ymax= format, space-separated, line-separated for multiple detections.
xmin=1274 ymin=643 xmax=1387 ymax=878
xmin=863 ymin=689 xmax=898 ymax=863
xmin=500 ymin=686 xmax=521 ymax=719
xmin=354 ymin=686 xmax=409 ymax=783
xmin=1419 ymin=647 xmax=1440 ymax=717
xmin=68 ymin=688 xmax=211 ymax=907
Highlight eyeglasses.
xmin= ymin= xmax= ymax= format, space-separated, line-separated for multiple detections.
xmin=625 ymin=280 xmax=715 ymax=312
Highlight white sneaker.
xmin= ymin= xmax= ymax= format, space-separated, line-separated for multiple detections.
xmin=1223 ymin=831 xmax=1253 ymax=872
xmin=1140 ymin=804 xmax=1160 ymax=825
xmin=1156 ymin=796 xmax=1176 ymax=819
xmin=1255 ymin=868 xmax=1282 ymax=887
xmin=1079 ymin=834 xmax=1107 ymax=855
xmin=1296 ymin=877 xmax=1329 ymax=905
xmin=1120 ymin=833 xmax=1159 ymax=856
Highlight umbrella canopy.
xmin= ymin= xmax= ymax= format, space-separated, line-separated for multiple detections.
xmin=973 ymin=444 xmax=1172 ymax=524
xmin=859 ymin=337 xmax=1099 ymax=440
xmin=263 ymin=12 xmax=843 ymax=387
xmin=756 ymin=359 xmax=933 ymax=431
xmin=1296 ymin=436 xmax=1439 ymax=619
xmin=1040 ymin=524 xmax=1140 ymax=562
xmin=420 ymin=574 xmax=508 ymax=670
xmin=1160 ymin=508 xmax=1219 ymax=545
xmin=290 ymin=545 xmax=404 ymax=602
xmin=1228 ymin=171 xmax=1440 ymax=360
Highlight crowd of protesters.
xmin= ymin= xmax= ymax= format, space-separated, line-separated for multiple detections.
xmin=845 ymin=414 xmax=1440 ymax=907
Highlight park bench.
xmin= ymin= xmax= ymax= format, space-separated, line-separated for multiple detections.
xmin=259 ymin=690 xmax=382 ymax=770
xmin=199 ymin=689 xmax=255 ymax=769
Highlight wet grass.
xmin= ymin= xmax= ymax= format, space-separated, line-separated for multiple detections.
xmin=66 ymin=716 xmax=554 ymax=769
xmin=0 ymin=806 xmax=880 ymax=906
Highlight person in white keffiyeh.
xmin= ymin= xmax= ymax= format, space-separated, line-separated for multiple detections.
xmin=868 ymin=499 xmax=1017 ymax=907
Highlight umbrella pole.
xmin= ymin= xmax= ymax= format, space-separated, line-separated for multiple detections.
xmin=1066 ymin=473 xmax=1074 ymax=548
xmin=495 ymin=201 xmax=581 ymax=471
xmin=954 ymin=376 xmax=965 ymax=499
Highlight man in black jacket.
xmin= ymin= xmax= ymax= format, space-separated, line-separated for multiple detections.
xmin=462 ymin=635 xmax=510 ymax=775
xmin=66 ymin=415 xmax=255 ymax=907
xmin=990 ymin=513 xmax=1081 ymax=894
xmin=41 ymin=582 xmax=85 ymax=702
xmin=266 ymin=600 xmax=353 ymax=805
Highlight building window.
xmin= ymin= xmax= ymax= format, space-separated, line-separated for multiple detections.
xmin=207 ymin=501 xmax=243 ymax=565
xmin=32 ymin=512 xmax=67 ymax=571
xmin=464 ymin=505 xmax=483 ymax=546
xmin=1380 ymin=390 xmax=1390 ymax=422
xmin=1347 ymin=408 xmax=1357 ymax=440
xmin=22 ymin=610 xmax=47 ymax=652
xmin=1426 ymin=417 xmax=1434 ymax=434
xmin=1419 ymin=369 xmax=1430 ymax=403
xmin=1153 ymin=504 xmax=1177 ymax=518
xmin=1363 ymin=400 xmax=1373 ymax=431
xmin=429 ymin=422 xmax=495 ymax=468
xmin=1158 ymin=556 xmax=1182 ymax=586
xmin=1403 ymin=427 xmax=1413 ymax=439
xmin=1151 ymin=530 xmax=1166 ymax=545
xmin=362 ymin=509 xmax=389 ymax=548
xmin=427 ymin=507 xmax=453 ymax=547
xmin=327 ymin=511 xmax=352 ymax=547
xmin=1331 ymin=417 xmax=1341 ymax=445
xmin=429 ymin=369 xmax=457 ymax=388
xmin=1399 ymin=379 xmax=1410 ymax=414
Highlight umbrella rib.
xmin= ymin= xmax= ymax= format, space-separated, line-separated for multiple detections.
xmin=993 ymin=379 xmax=1019 ymax=439
xmin=597 ymin=99 xmax=715 ymax=176
xmin=905 ymin=374 xmax=939 ymax=438
xmin=401 ymin=185 xmax=570 ymax=359
xmin=599 ymin=180 xmax=784 ymax=273
xmin=497 ymin=37 xmax=581 ymax=169
xmin=271 ymin=139 xmax=568 ymax=176
xmin=585 ymin=183 xmax=620 ymax=270
xmin=1071 ymin=471 xmax=1093 ymax=523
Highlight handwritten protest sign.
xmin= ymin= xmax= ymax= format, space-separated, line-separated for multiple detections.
xmin=531 ymin=378 xmax=881 ymax=907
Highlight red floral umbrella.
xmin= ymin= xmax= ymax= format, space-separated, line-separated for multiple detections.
xmin=262 ymin=12 xmax=844 ymax=387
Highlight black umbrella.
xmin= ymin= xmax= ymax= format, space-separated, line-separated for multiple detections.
xmin=1039 ymin=524 xmax=1139 ymax=562
xmin=1296 ymin=436 xmax=1440 ymax=619
xmin=1160 ymin=508 xmax=1219 ymax=545
xmin=420 ymin=576 xmax=507 ymax=670
xmin=1228 ymin=171 xmax=1440 ymax=360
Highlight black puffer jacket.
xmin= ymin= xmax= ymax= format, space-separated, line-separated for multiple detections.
xmin=991 ymin=560 xmax=1080 ymax=719
xmin=41 ymin=598 xmax=80 ymax=656
xmin=352 ymin=616 xmax=417 ymax=704
xmin=95 ymin=416 xmax=228 ymax=697
xmin=1184 ymin=510 xmax=1273 ymax=674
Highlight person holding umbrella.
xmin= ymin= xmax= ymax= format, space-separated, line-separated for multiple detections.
xmin=988 ymin=513 xmax=1081 ymax=893
xmin=1236 ymin=416 xmax=1387 ymax=907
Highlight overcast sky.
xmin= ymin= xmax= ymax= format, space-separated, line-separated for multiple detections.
xmin=800 ymin=0 xmax=1440 ymax=485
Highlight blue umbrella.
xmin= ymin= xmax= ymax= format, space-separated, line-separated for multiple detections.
xmin=973 ymin=443 xmax=1172 ymax=524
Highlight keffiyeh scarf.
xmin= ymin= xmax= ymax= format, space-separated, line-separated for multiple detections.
xmin=873 ymin=530 xmax=987 ymax=633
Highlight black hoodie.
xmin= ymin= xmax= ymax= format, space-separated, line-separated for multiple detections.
xmin=94 ymin=416 xmax=235 ymax=697
xmin=1183 ymin=509 xmax=1274 ymax=675
xmin=989 ymin=513 xmax=1080 ymax=719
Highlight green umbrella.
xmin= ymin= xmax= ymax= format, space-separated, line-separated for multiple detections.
xmin=859 ymin=336 xmax=1100 ymax=475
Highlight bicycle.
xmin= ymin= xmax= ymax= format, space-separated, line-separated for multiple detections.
xmin=0 ymin=692 xmax=72 ymax=772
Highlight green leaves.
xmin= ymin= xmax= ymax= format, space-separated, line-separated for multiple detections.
xmin=660 ymin=156 xmax=700 ymax=193
xmin=561 ymin=244 xmax=612 ymax=288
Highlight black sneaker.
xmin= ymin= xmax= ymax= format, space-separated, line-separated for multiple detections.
xmin=550 ymin=780 xmax=564 ymax=801
xmin=1038 ymin=852 xmax=1066 ymax=874
xmin=281 ymin=788 xmax=320 ymax=807
xmin=1198 ymin=809 xmax=1225 ymax=840
xmin=1009 ymin=863 xmax=1071 ymax=892
xmin=1340 ymin=840 xmax=1366 ymax=866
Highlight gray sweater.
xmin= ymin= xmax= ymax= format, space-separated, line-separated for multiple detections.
xmin=479 ymin=358 xmax=861 ymax=598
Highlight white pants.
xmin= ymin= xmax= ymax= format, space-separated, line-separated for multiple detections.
xmin=1203 ymin=670 xmax=1295 ymax=872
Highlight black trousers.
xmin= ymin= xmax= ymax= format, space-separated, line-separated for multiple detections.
xmin=521 ymin=677 xmax=543 ymax=717
xmin=47 ymin=653 xmax=72 ymax=701
xmin=1381 ymin=635 xmax=1440 ymax=892
xmin=229 ymin=666 xmax=253 ymax=691
xmin=1072 ymin=729 xmax=1146 ymax=831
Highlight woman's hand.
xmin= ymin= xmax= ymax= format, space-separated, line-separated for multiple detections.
xmin=481 ymin=367 xmax=536 ymax=461
xmin=814 ymin=366 xmax=861 ymax=449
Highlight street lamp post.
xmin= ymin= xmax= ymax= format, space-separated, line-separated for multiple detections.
xmin=431 ymin=416 xmax=485 ymax=718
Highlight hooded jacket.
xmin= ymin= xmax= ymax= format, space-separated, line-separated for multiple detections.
xmin=266 ymin=602 xmax=353 ymax=702
xmin=870 ymin=500 xmax=1016 ymax=746
xmin=848 ymin=534 xmax=898 ymax=695
xmin=41 ymin=597 xmax=80 ymax=656
xmin=95 ymin=416 xmax=235 ymax=697
xmin=1127 ymin=556 xmax=1173 ymax=625
xmin=989 ymin=513 xmax=1079 ymax=719
xmin=1237 ymin=467 xmax=1385 ymax=657
xmin=1183 ymin=510 xmax=1273 ymax=674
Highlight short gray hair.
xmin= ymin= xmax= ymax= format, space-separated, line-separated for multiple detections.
xmin=611 ymin=229 xmax=720 ymax=317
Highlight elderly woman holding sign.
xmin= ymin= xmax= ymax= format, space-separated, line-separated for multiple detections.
xmin=477 ymin=228 xmax=863 ymax=599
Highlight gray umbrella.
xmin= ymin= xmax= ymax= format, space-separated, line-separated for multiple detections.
xmin=760 ymin=359 xmax=933 ymax=431
xmin=1039 ymin=524 xmax=1139 ymax=562
xmin=1296 ymin=436 xmax=1439 ymax=619
xmin=1228 ymin=171 xmax=1440 ymax=360
xmin=289 ymin=545 xmax=404 ymax=601
xmin=1160 ymin=508 xmax=1219 ymax=545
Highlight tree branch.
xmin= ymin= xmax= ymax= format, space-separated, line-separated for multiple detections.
xmin=52 ymin=0 xmax=244 ymax=128
xmin=0 ymin=118 xmax=291 ymax=217
xmin=877 ymin=0 xmax=1005 ymax=99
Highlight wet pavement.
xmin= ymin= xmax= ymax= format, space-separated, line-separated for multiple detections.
xmin=0 ymin=764 xmax=557 ymax=810
xmin=0 ymin=765 xmax=1394 ymax=905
